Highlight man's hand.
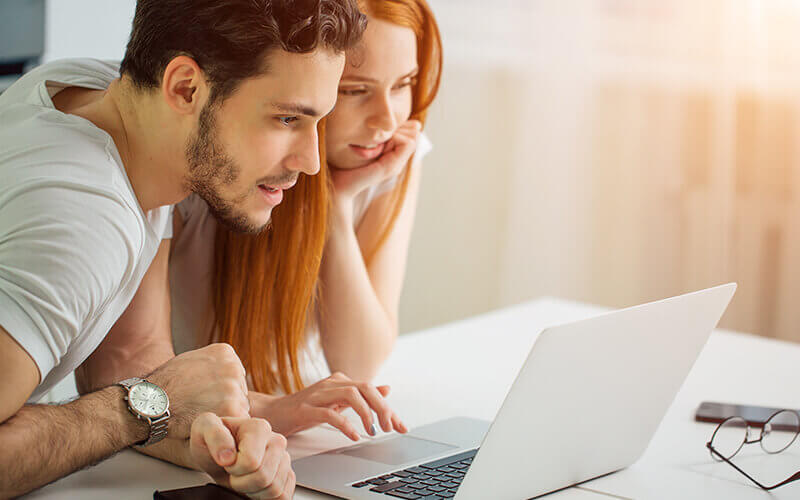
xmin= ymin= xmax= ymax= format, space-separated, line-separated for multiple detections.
xmin=251 ymin=372 xmax=407 ymax=440
xmin=147 ymin=343 xmax=250 ymax=439
xmin=190 ymin=413 xmax=295 ymax=499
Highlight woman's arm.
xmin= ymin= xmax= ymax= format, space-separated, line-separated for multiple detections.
xmin=318 ymin=155 xmax=423 ymax=381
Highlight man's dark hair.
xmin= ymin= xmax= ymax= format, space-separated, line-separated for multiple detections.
xmin=120 ymin=0 xmax=366 ymax=102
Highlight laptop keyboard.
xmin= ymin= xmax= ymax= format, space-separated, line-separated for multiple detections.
xmin=350 ymin=449 xmax=477 ymax=499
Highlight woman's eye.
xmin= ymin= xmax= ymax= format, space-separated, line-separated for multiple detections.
xmin=277 ymin=116 xmax=298 ymax=126
xmin=339 ymin=88 xmax=368 ymax=96
xmin=393 ymin=78 xmax=417 ymax=91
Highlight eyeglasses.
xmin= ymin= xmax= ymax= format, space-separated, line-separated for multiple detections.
xmin=706 ymin=409 xmax=800 ymax=490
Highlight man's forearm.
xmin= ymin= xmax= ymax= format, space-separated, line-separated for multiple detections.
xmin=74 ymin=334 xmax=196 ymax=470
xmin=0 ymin=385 xmax=148 ymax=498
xmin=134 ymin=437 xmax=196 ymax=470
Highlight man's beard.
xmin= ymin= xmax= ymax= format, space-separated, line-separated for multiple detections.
xmin=184 ymin=103 xmax=268 ymax=234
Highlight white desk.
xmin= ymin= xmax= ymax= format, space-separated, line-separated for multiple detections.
xmin=25 ymin=298 xmax=800 ymax=499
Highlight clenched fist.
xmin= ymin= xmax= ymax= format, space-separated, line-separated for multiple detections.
xmin=148 ymin=343 xmax=250 ymax=438
xmin=190 ymin=413 xmax=295 ymax=499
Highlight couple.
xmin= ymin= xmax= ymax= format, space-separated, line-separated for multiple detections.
xmin=0 ymin=0 xmax=442 ymax=498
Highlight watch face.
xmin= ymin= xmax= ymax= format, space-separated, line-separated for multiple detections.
xmin=128 ymin=381 xmax=169 ymax=418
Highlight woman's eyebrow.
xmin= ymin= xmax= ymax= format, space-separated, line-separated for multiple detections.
xmin=340 ymin=67 xmax=419 ymax=84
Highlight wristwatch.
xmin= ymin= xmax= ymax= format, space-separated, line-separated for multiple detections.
xmin=117 ymin=377 xmax=171 ymax=446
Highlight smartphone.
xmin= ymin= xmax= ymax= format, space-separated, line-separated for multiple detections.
xmin=695 ymin=401 xmax=796 ymax=428
xmin=154 ymin=483 xmax=246 ymax=500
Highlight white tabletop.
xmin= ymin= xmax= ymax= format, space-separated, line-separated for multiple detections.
xmin=24 ymin=298 xmax=800 ymax=499
xmin=584 ymin=319 xmax=800 ymax=499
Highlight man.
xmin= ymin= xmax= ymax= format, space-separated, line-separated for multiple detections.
xmin=0 ymin=0 xmax=366 ymax=497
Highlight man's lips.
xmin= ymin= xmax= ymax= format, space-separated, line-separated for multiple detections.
xmin=255 ymin=177 xmax=297 ymax=207
xmin=257 ymin=179 xmax=297 ymax=191
xmin=257 ymin=184 xmax=284 ymax=205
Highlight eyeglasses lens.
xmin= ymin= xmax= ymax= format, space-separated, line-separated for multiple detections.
xmin=711 ymin=416 xmax=748 ymax=461
xmin=761 ymin=410 xmax=800 ymax=454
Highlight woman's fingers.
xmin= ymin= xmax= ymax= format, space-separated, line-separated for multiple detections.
xmin=328 ymin=118 xmax=422 ymax=197
xmin=299 ymin=374 xmax=404 ymax=438
xmin=305 ymin=406 xmax=361 ymax=441
xmin=329 ymin=120 xmax=418 ymax=193
xmin=391 ymin=413 xmax=408 ymax=434
xmin=357 ymin=382 xmax=401 ymax=433
xmin=369 ymin=120 xmax=419 ymax=176
xmin=370 ymin=142 xmax=412 ymax=180
xmin=326 ymin=382 xmax=403 ymax=434
xmin=375 ymin=386 xmax=405 ymax=431
xmin=393 ymin=120 xmax=422 ymax=147
xmin=323 ymin=386 xmax=378 ymax=436
xmin=393 ymin=119 xmax=421 ymax=137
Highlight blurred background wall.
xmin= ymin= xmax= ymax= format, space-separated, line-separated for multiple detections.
xmin=402 ymin=0 xmax=800 ymax=343
xmin=2 ymin=0 xmax=798 ymax=343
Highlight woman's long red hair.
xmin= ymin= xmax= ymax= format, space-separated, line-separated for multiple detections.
xmin=211 ymin=0 xmax=442 ymax=394
xmin=359 ymin=0 xmax=443 ymax=263
xmin=211 ymin=122 xmax=330 ymax=395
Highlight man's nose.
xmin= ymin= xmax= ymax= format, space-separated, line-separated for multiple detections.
xmin=285 ymin=129 xmax=321 ymax=176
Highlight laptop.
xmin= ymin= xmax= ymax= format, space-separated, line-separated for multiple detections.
xmin=293 ymin=283 xmax=737 ymax=499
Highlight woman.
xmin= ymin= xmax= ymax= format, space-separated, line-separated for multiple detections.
xmin=169 ymin=0 xmax=442 ymax=440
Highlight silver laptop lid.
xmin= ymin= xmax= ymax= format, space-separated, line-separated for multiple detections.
xmin=455 ymin=283 xmax=737 ymax=500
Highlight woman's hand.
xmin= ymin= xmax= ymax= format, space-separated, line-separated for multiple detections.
xmin=250 ymin=372 xmax=408 ymax=441
xmin=329 ymin=120 xmax=422 ymax=204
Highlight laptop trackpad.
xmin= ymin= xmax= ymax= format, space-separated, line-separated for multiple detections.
xmin=338 ymin=435 xmax=456 ymax=466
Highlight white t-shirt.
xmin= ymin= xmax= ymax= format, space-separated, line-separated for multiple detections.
xmin=169 ymin=135 xmax=432 ymax=386
xmin=0 ymin=59 xmax=173 ymax=402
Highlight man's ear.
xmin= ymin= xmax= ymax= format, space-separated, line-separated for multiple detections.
xmin=160 ymin=55 xmax=209 ymax=116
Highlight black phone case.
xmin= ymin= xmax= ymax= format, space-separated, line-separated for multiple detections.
xmin=695 ymin=401 xmax=798 ymax=429
xmin=154 ymin=483 xmax=247 ymax=499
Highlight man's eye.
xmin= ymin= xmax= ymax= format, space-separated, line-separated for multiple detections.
xmin=277 ymin=116 xmax=298 ymax=126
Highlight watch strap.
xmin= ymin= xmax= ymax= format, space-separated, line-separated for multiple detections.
xmin=141 ymin=410 xmax=171 ymax=446
xmin=118 ymin=377 xmax=144 ymax=389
